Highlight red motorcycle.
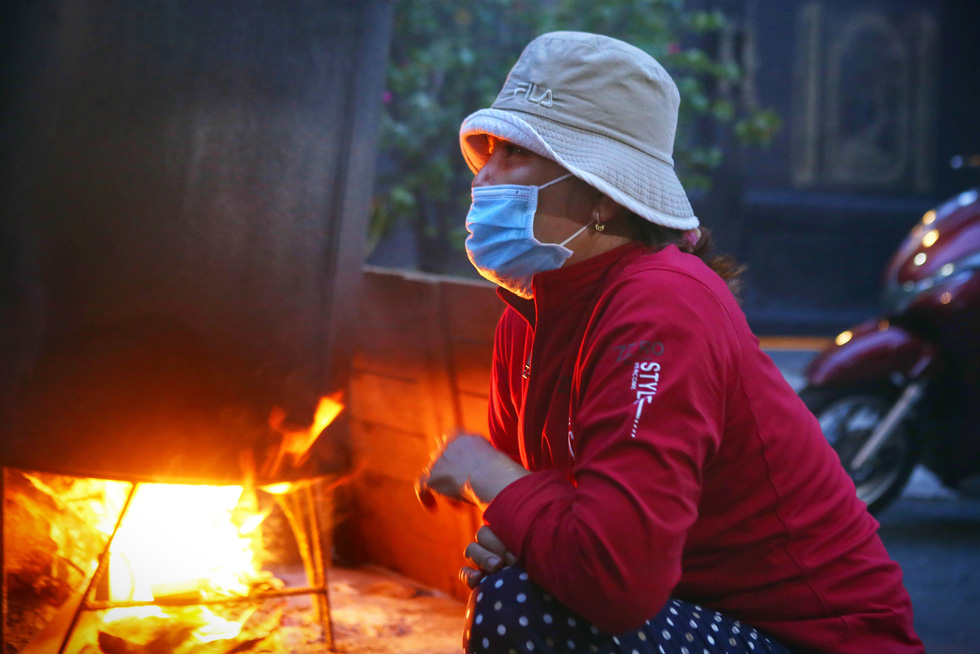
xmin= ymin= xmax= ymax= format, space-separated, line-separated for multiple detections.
xmin=800 ymin=156 xmax=980 ymax=513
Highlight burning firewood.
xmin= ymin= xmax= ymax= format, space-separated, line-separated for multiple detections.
xmin=5 ymin=469 xmax=339 ymax=653
xmin=4 ymin=471 xmax=118 ymax=651
xmin=150 ymin=579 xmax=206 ymax=603
xmin=97 ymin=622 xmax=196 ymax=654
xmin=94 ymin=601 xmax=294 ymax=654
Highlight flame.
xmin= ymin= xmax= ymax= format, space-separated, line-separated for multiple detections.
xmin=102 ymin=483 xmax=274 ymax=642
xmin=261 ymin=482 xmax=293 ymax=495
xmin=265 ymin=391 xmax=345 ymax=477
xmin=92 ymin=391 xmax=346 ymax=645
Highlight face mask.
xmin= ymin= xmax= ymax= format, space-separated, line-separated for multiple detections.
xmin=464 ymin=173 xmax=593 ymax=298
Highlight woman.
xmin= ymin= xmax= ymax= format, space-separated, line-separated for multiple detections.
xmin=416 ymin=31 xmax=923 ymax=654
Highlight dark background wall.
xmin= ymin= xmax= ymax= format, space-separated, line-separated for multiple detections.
xmin=698 ymin=0 xmax=980 ymax=334
xmin=0 ymin=0 xmax=393 ymax=481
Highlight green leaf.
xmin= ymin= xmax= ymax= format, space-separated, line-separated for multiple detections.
xmin=712 ymin=99 xmax=735 ymax=121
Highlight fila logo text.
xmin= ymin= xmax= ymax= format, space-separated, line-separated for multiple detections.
xmin=514 ymin=82 xmax=554 ymax=108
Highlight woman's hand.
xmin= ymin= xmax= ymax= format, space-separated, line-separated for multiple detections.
xmin=415 ymin=432 xmax=531 ymax=510
xmin=460 ymin=525 xmax=518 ymax=589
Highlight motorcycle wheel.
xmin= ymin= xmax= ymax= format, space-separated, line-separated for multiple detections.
xmin=799 ymin=385 xmax=920 ymax=514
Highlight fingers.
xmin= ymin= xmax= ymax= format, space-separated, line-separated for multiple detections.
xmin=465 ymin=541 xmax=504 ymax=575
xmin=476 ymin=526 xmax=518 ymax=566
xmin=414 ymin=474 xmax=437 ymax=512
xmin=419 ymin=440 xmax=464 ymax=503
xmin=460 ymin=526 xmax=520 ymax=590
xmin=418 ymin=431 xmax=496 ymax=511
xmin=459 ymin=566 xmax=484 ymax=589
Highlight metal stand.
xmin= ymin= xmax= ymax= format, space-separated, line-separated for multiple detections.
xmin=56 ymin=481 xmax=138 ymax=654
xmin=1 ymin=469 xmax=335 ymax=653
xmin=276 ymin=482 xmax=335 ymax=650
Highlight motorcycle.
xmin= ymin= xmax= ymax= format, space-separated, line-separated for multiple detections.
xmin=800 ymin=156 xmax=980 ymax=513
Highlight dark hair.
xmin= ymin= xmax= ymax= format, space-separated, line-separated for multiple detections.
xmin=625 ymin=212 xmax=745 ymax=299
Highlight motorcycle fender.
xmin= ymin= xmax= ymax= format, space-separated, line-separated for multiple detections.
xmin=805 ymin=320 xmax=939 ymax=387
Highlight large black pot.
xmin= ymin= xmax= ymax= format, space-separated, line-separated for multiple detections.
xmin=0 ymin=0 xmax=392 ymax=483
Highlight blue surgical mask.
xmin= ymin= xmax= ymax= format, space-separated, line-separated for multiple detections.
xmin=464 ymin=173 xmax=593 ymax=298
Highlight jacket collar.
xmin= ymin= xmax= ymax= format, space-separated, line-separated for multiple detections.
xmin=497 ymin=242 xmax=648 ymax=328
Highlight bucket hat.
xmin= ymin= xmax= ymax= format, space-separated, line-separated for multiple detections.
xmin=460 ymin=31 xmax=697 ymax=230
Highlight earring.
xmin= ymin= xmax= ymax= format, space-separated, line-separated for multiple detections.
xmin=593 ymin=210 xmax=605 ymax=232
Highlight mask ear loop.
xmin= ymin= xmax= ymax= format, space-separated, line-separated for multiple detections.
xmin=541 ymin=172 xmax=593 ymax=247
xmin=558 ymin=220 xmax=595 ymax=248
xmin=537 ymin=172 xmax=574 ymax=191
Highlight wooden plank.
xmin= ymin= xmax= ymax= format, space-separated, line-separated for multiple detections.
xmin=440 ymin=278 xmax=502 ymax=341
xmin=413 ymin=279 xmax=464 ymax=436
xmin=349 ymin=421 xmax=430 ymax=482
xmin=360 ymin=267 xmax=500 ymax=338
xmin=357 ymin=271 xmax=431 ymax=327
xmin=348 ymin=269 xmax=498 ymax=599
xmin=350 ymin=472 xmax=476 ymax=599
xmin=458 ymin=392 xmax=490 ymax=436
xmin=354 ymin=473 xmax=465 ymax=537
xmin=356 ymin=524 xmax=464 ymax=599
xmin=348 ymin=371 xmax=426 ymax=433
xmin=449 ymin=339 xmax=494 ymax=396
xmin=351 ymin=322 xmax=427 ymax=378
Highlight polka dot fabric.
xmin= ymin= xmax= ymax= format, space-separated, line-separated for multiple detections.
xmin=464 ymin=567 xmax=793 ymax=654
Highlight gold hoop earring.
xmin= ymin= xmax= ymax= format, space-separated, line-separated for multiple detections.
xmin=593 ymin=210 xmax=605 ymax=232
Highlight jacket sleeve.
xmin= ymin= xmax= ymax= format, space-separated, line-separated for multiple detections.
xmin=483 ymin=271 xmax=741 ymax=634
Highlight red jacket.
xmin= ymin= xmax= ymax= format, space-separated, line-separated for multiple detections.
xmin=482 ymin=243 xmax=923 ymax=653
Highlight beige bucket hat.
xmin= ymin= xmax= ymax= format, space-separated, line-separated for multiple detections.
xmin=460 ymin=31 xmax=697 ymax=230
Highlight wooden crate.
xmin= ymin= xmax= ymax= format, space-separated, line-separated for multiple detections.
xmin=346 ymin=268 xmax=501 ymax=600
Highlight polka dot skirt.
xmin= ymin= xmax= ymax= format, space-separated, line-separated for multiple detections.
xmin=464 ymin=566 xmax=794 ymax=654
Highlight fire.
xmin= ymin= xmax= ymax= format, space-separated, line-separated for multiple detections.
xmin=101 ymin=482 xmax=276 ymax=642
xmin=91 ymin=392 xmax=346 ymax=647
xmin=107 ymin=484 xmax=260 ymax=603
xmin=4 ymin=395 xmax=346 ymax=651
xmin=265 ymin=391 xmax=345 ymax=477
